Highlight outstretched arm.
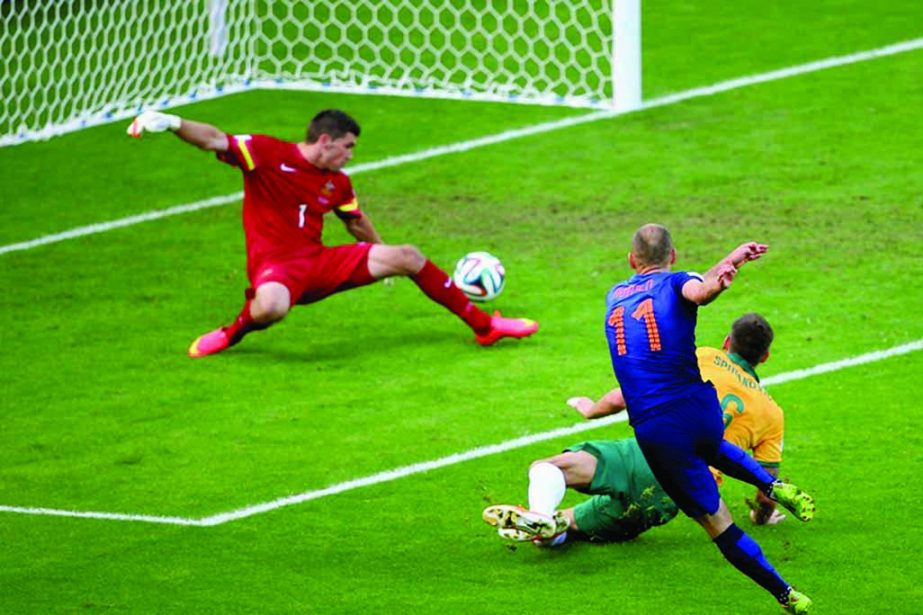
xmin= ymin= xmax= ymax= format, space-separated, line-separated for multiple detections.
xmin=724 ymin=241 xmax=770 ymax=267
xmin=128 ymin=111 xmax=228 ymax=152
xmin=567 ymin=388 xmax=627 ymax=419
xmin=682 ymin=242 xmax=768 ymax=305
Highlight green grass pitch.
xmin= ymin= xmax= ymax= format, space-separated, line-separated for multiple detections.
xmin=1 ymin=1 xmax=922 ymax=612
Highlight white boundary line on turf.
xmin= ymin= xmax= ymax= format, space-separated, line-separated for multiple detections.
xmin=2 ymin=36 xmax=922 ymax=258
xmin=0 ymin=505 xmax=205 ymax=526
xmin=1 ymin=338 xmax=921 ymax=526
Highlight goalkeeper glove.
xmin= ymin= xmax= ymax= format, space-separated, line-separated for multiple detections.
xmin=127 ymin=111 xmax=182 ymax=138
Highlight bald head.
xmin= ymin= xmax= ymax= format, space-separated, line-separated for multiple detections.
xmin=631 ymin=224 xmax=674 ymax=269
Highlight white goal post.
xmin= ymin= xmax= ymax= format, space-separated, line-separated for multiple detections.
xmin=0 ymin=0 xmax=641 ymax=147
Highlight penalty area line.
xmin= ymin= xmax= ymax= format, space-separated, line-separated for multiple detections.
xmin=0 ymin=504 xmax=204 ymax=526
xmin=761 ymin=338 xmax=923 ymax=386
xmin=1 ymin=338 xmax=920 ymax=526
xmin=2 ymin=36 xmax=922 ymax=257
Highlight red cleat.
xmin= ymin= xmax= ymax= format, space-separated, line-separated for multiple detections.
xmin=188 ymin=328 xmax=231 ymax=358
xmin=475 ymin=311 xmax=539 ymax=346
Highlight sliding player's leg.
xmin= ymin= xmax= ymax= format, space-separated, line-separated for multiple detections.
xmin=366 ymin=243 xmax=538 ymax=345
xmin=482 ymin=450 xmax=592 ymax=543
xmin=482 ymin=505 xmax=568 ymax=542
xmin=188 ymin=280 xmax=290 ymax=358
xmin=568 ymin=493 xmax=676 ymax=543
xmin=196 ymin=247 xmax=375 ymax=357
xmin=565 ymin=440 xmax=679 ymax=542
xmin=485 ymin=441 xmax=675 ymax=546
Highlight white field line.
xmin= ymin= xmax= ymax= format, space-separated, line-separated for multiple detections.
xmin=1 ymin=338 xmax=920 ymax=526
xmin=0 ymin=505 xmax=206 ymax=526
xmin=640 ymin=37 xmax=923 ymax=111
xmin=2 ymin=36 xmax=922 ymax=258
xmin=761 ymin=339 xmax=923 ymax=386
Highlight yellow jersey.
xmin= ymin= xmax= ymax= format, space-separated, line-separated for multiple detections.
xmin=697 ymin=347 xmax=784 ymax=482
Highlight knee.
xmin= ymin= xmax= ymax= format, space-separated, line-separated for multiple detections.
xmin=699 ymin=500 xmax=734 ymax=537
xmin=530 ymin=457 xmax=574 ymax=486
xmin=394 ymin=244 xmax=426 ymax=274
xmin=533 ymin=453 xmax=595 ymax=489
xmin=251 ymin=294 xmax=289 ymax=323
xmin=531 ymin=457 xmax=565 ymax=472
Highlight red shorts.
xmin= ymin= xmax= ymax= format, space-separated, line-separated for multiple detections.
xmin=248 ymin=243 xmax=376 ymax=306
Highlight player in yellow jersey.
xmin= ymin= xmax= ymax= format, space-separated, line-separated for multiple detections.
xmin=697 ymin=319 xmax=786 ymax=524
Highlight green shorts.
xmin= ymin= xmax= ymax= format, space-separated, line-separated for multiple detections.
xmin=568 ymin=440 xmax=679 ymax=543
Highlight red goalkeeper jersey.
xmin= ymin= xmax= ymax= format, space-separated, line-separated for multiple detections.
xmin=217 ymin=134 xmax=362 ymax=264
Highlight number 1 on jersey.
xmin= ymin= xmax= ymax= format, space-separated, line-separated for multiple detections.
xmin=608 ymin=298 xmax=662 ymax=355
xmin=298 ymin=203 xmax=307 ymax=228
xmin=609 ymin=307 xmax=627 ymax=355
xmin=632 ymin=298 xmax=662 ymax=351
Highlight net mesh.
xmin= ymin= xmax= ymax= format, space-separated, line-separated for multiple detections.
xmin=1 ymin=0 xmax=616 ymax=146
xmin=252 ymin=0 xmax=612 ymax=106
xmin=0 ymin=0 xmax=252 ymax=145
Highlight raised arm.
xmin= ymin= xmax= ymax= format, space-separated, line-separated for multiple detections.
xmin=128 ymin=111 xmax=228 ymax=152
xmin=567 ymin=388 xmax=627 ymax=420
xmin=681 ymin=242 xmax=768 ymax=306
xmin=724 ymin=241 xmax=769 ymax=267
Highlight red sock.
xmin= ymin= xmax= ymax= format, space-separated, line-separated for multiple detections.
xmin=411 ymin=260 xmax=492 ymax=334
xmin=224 ymin=299 xmax=270 ymax=346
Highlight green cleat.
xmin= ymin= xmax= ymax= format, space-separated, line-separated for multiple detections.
xmin=769 ymin=482 xmax=816 ymax=522
xmin=782 ymin=589 xmax=812 ymax=614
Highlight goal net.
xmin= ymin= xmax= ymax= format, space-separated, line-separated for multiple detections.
xmin=0 ymin=0 xmax=640 ymax=147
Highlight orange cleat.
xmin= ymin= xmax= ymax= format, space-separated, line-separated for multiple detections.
xmin=475 ymin=311 xmax=539 ymax=346
xmin=188 ymin=328 xmax=231 ymax=358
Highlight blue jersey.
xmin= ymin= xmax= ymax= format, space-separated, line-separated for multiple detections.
xmin=605 ymin=271 xmax=705 ymax=423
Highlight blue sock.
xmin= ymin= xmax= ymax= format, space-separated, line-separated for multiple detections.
xmin=713 ymin=524 xmax=790 ymax=604
xmin=713 ymin=441 xmax=775 ymax=492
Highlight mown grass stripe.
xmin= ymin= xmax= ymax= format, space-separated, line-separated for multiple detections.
xmin=2 ymin=338 xmax=919 ymax=526
xmin=2 ymin=37 xmax=921 ymax=257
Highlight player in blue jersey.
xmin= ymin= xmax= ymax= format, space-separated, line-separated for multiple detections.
xmin=482 ymin=314 xmax=792 ymax=552
xmin=595 ymin=224 xmax=814 ymax=613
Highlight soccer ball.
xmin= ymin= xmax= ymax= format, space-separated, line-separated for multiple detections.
xmin=453 ymin=251 xmax=506 ymax=302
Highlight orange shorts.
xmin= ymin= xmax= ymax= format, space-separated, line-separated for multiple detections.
xmin=247 ymin=242 xmax=376 ymax=306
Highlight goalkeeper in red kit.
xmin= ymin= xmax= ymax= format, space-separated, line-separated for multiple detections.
xmin=128 ymin=109 xmax=539 ymax=358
